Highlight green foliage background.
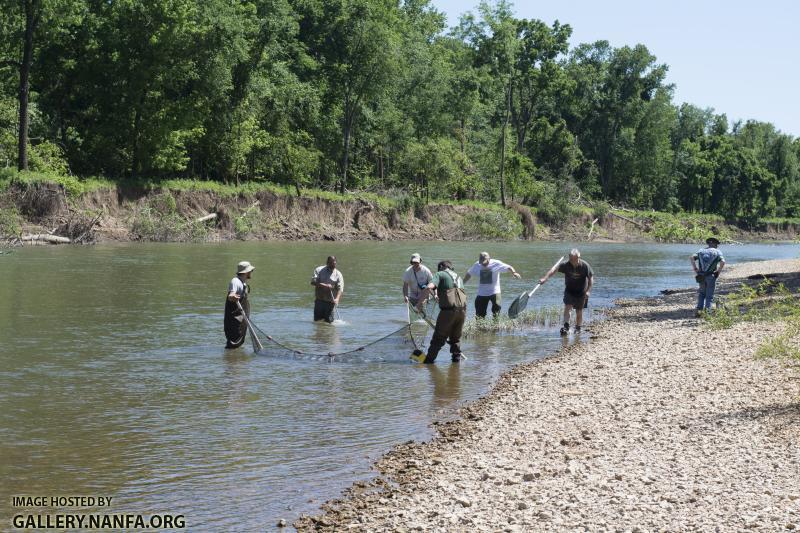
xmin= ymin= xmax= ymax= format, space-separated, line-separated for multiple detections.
xmin=1 ymin=0 xmax=799 ymax=221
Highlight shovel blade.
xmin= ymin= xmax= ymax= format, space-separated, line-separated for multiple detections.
xmin=507 ymin=291 xmax=530 ymax=319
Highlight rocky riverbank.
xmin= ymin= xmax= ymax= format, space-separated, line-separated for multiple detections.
xmin=295 ymin=259 xmax=800 ymax=531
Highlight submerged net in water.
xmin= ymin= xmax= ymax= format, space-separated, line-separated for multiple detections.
xmin=243 ymin=303 xmax=434 ymax=363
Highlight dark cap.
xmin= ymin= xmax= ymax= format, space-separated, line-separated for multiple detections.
xmin=706 ymin=237 xmax=720 ymax=245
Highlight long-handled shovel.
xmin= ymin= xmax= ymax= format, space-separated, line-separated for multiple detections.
xmin=507 ymin=256 xmax=564 ymax=319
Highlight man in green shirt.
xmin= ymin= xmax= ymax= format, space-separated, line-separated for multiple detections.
xmin=414 ymin=260 xmax=467 ymax=363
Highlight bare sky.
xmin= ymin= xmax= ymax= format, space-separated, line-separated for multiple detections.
xmin=431 ymin=0 xmax=799 ymax=137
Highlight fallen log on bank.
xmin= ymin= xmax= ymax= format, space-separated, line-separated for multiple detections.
xmin=609 ymin=211 xmax=644 ymax=228
xmin=21 ymin=234 xmax=72 ymax=244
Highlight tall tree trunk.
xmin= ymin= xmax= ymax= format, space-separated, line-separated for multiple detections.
xmin=341 ymin=122 xmax=351 ymax=194
xmin=130 ymin=106 xmax=141 ymax=177
xmin=498 ymin=83 xmax=511 ymax=208
xmin=17 ymin=0 xmax=39 ymax=171
xmin=378 ymin=148 xmax=384 ymax=184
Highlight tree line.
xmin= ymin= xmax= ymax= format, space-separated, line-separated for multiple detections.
xmin=1 ymin=0 xmax=799 ymax=221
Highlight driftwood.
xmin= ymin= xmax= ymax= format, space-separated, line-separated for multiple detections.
xmin=196 ymin=212 xmax=218 ymax=223
xmin=73 ymin=213 xmax=102 ymax=244
xmin=21 ymin=234 xmax=72 ymax=244
xmin=587 ymin=217 xmax=599 ymax=240
xmin=609 ymin=211 xmax=644 ymax=228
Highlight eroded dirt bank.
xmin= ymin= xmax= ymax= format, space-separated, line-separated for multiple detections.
xmin=295 ymin=259 xmax=800 ymax=531
xmin=2 ymin=182 xmax=798 ymax=244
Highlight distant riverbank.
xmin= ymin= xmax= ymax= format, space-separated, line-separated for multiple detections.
xmin=1 ymin=176 xmax=798 ymax=245
xmin=295 ymin=258 xmax=800 ymax=531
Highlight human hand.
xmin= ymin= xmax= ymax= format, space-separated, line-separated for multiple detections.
xmin=713 ymin=271 xmax=719 ymax=279
xmin=404 ymin=295 xmax=409 ymax=303
xmin=539 ymin=277 xmax=546 ymax=284
xmin=512 ymin=272 xmax=521 ymax=279
xmin=227 ymin=293 xmax=240 ymax=302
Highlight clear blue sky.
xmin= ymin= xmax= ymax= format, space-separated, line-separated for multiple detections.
xmin=430 ymin=0 xmax=800 ymax=137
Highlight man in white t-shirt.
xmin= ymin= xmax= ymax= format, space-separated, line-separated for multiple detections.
xmin=463 ymin=251 xmax=521 ymax=318
xmin=402 ymin=253 xmax=434 ymax=307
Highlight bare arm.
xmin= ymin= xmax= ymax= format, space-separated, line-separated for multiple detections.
xmin=416 ymin=283 xmax=435 ymax=311
xmin=463 ymin=272 xmax=472 ymax=283
xmin=690 ymin=255 xmax=698 ymax=272
xmin=539 ymin=264 xmax=559 ymax=284
xmin=506 ymin=265 xmax=522 ymax=279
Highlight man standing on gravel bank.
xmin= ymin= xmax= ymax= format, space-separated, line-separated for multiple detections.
xmin=539 ymin=249 xmax=594 ymax=335
xmin=691 ymin=237 xmax=725 ymax=316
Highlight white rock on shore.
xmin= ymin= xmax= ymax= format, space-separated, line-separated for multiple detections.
xmin=296 ymin=259 xmax=800 ymax=532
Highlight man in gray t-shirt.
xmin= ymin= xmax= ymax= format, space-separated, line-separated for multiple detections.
xmin=311 ymin=255 xmax=344 ymax=323
xmin=540 ymin=249 xmax=594 ymax=335
xmin=402 ymin=253 xmax=433 ymax=307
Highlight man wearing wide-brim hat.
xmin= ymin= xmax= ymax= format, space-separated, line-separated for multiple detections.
xmin=224 ymin=261 xmax=255 ymax=348
xmin=690 ymin=237 xmax=725 ymax=317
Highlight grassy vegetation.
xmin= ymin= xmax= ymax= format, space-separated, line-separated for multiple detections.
xmin=0 ymin=204 xmax=21 ymax=238
xmin=613 ymin=208 xmax=732 ymax=243
xmin=461 ymin=210 xmax=524 ymax=240
xmin=462 ymin=306 xmax=563 ymax=336
xmin=0 ymin=168 xmax=114 ymax=197
xmin=129 ymin=192 xmax=209 ymax=242
xmin=705 ymin=279 xmax=800 ymax=361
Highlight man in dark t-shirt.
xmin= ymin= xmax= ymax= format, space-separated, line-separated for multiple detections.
xmin=540 ymin=249 xmax=594 ymax=335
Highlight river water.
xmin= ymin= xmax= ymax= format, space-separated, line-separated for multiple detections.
xmin=1 ymin=241 xmax=798 ymax=530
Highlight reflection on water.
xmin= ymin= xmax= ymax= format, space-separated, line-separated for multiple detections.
xmin=0 ymin=241 xmax=797 ymax=529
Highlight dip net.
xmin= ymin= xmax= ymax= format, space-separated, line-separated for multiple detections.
xmin=244 ymin=301 xmax=438 ymax=363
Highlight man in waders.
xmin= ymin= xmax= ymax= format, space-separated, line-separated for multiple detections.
xmin=412 ymin=260 xmax=467 ymax=363
xmin=539 ymin=249 xmax=594 ymax=335
xmin=311 ymin=256 xmax=344 ymax=323
xmin=691 ymin=237 xmax=725 ymax=317
xmin=225 ymin=261 xmax=255 ymax=348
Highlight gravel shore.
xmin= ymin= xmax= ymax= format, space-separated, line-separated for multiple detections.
xmin=296 ymin=259 xmax=800 ymax=532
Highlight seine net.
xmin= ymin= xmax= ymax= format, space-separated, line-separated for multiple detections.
xmin=244 ymin=301 xmax=437 ymax=363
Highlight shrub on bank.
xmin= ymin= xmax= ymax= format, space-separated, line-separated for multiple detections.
xmin=461 ymin=210 xmax=524 ymax=240
xmin=706 ymin=279 xmax=800 ymax=360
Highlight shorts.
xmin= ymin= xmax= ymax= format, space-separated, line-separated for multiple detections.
xmin=563 ymin=291 xmax=588 ymax=308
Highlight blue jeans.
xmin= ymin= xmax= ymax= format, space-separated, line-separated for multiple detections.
xmin=696 ymin=273 xmax=717 ymax=311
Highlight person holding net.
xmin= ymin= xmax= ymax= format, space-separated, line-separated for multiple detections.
xmin=224 ymin=261 xmax=255 ymax=348
xmin=412 ymin=260 xmax=468 ymax=364
xmin=311 ymin=255 xmax=344 ymax=323
xmin=403 ymin=253 xmax=434 ymax=308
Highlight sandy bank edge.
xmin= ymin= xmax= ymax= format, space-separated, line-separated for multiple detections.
xmin=295 ymin=258 xmax=800 ymax=531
